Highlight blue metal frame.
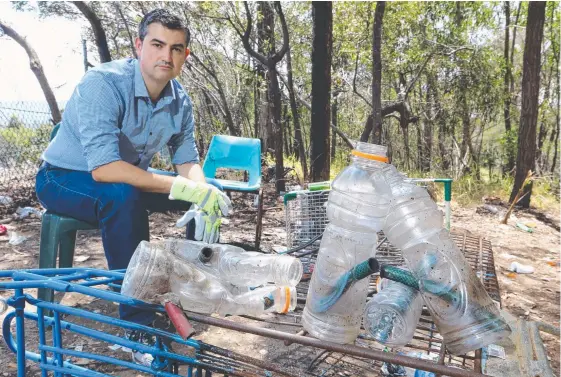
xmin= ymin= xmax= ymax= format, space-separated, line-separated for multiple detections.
xmin=0 ymin=268 xmax=269 ymax=377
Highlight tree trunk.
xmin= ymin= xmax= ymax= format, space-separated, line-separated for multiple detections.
xmin=283 ymin=103 xmax=290 ymax=156
xmin=509 ymin=2 xmax=546 ymax=207
xmin=115 ymin=3 xmax=137 ymax=59
xmin=0 ymin=20 xmax=61 ymax=124
xmin=257 ymin=1 xmax=275 ymax=152
xmin=503 ymin=1 xmax=515 ymax=173
xmin=285 ymin=45 xmax=307 ymax=178
xmin=370 ymin=1 xmax=385 ymax=144
xmin=72 ymin=2 xmax=112 ymax=63
xmin=422 ymin=74 xmax=433 ymax=172
xmin=331 ymin=96 xmax=337 ymax=159
xmin=310 ymin=1 xmax=332 ymax=182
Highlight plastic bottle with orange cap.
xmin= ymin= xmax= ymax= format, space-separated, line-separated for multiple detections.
xmin=302 ymin=142 xmax=394 ymax=344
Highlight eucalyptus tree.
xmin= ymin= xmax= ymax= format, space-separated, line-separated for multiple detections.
xmin=510 ymin=1 xmax=547 ymax=207
xmin=310 ymin=1 xmax=333 ymax=181
xmin=227 ymin=1 xmax=289 ymax=193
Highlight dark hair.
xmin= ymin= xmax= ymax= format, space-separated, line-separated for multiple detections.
xmin=138 ymin=9 xmax=190 ymax=46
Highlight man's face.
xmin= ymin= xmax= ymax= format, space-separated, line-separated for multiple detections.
xmin=135 ymin=22 xmax=189 ymax=84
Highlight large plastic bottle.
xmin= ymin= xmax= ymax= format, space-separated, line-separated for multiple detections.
xmin=301 ymin=143 xmax=391 ymax=344
xmin=121 ymin=241 xmax=297 ymax=316
xmin=363 ymin=279 xmax=423 ymax=347
xmin=163 ymin=239 xmax=303 ymax=287
xmin=380 ymin=171 xmax=511 ymax=355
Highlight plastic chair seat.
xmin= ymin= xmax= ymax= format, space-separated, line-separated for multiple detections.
xmin=38 ymin=211 xmax=98 ymax=302
xmin=215 ymin=179 xmax=260 ymax=192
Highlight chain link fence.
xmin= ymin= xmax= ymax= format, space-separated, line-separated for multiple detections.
xmin=0 ymin=101 xmax=57 ymax=213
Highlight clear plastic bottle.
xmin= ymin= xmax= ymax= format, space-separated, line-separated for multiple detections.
xmin=163 ymin=239 xmax=303 ymax=287
xmin=302 ymin=143 xmax=390 ymax=344
xmin=121 ymin=241 xmax=297 ymax=316
xmin=381 ymin=175 xmax=511 ymax=355
xmin=363 ymin=279 xmax=423 ymax=347
xmin=172 ymin=275 xmax=297 ymax=316
xmin=121 ymin=240 xmax=174 ymax=303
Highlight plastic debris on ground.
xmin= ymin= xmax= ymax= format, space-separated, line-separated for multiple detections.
xmin=0 ymin=225 xmax=6 ymax=236
xmin=508 ymin=262 xmax=535 ymax=274
xmin=15 ymin=207 xmax=44 ymax=220
xmin=0 ymin=196 xmax=13 ymax=206
xmin=8 ymin=231 xmax=27 ymax=245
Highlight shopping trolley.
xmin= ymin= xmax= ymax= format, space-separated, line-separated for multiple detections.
xmin=0 ymin=268 xmax=297 ymax=377
xmin=282 ymin=182 xmax=331 ymax=279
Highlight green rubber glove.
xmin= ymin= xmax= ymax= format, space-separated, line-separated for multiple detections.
xmin=169 ymin=176 xmax=231 ymax=217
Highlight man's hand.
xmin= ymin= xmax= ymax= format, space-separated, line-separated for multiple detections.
xmin=176 ymin=205 xmax=221 ymax=244
xmin=169 ymin=176 xmax=231 ymax=217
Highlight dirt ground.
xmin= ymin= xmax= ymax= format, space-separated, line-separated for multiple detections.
xmin=0 ymin=180 xmax=559 ymax=376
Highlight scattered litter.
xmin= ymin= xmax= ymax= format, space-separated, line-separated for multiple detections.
xmin=505 ymin=272 xmax=517 ymax=279
xmin=0 ymin=225 xmax=6 ymax=236
xmin=0 ymin=196 xmax=13 ymax=206
xmin=515 ymin=222 xmax=533 ymax=233
xmin=108 ymin=343 xmax=131 ymax=352
xmin=259 ymin=349 xmax=268 ymax=356
xmin=75 ymin=256 xmax=91 ymax=263
xmin=546 ymin=261 xmax=560 ymax=267
xmin=8 ymin=232 xmax=27 ymax=245
xmin=74 ymin=345 xmax=83 ymax=352
xmin=108 ymin=344 xmax=121 ymax=351
xmin=73 ymin=358 xmax=90 ymax=365
xmin=524 ymin=221 xmax=537 ymax=228
xmin=508 ymin=262 xmax=534 ymax=274
xmin=15 ymin=207 xmax=44 ymax=220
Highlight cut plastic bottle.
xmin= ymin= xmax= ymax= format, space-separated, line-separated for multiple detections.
xmin=163 ymin=239 xmax=303 ymax=287
xmin=121 ymin=241 xmax=297 ymax=317
xmin=363 ymin=279 xmax=423 ymax=347
xmin=302 ymin=142 xmax=390 ymax=344
xmin=380 ymin=173 xmax=511 ymax=355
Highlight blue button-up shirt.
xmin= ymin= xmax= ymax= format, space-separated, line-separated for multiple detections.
xmin=42 ymin=58 xmax=199 ymax=172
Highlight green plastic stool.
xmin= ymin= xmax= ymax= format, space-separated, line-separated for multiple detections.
xmin=37 ymin=211 xmax=97 ymax=303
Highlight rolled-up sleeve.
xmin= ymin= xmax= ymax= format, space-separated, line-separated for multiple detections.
xmin=168 ymin=96 xmax=200 ymax=165
xmin=75 ymin=73 xmax=123 ymax=171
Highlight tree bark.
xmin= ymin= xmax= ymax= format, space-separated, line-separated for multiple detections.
xmin=310 ymin=1 xmax=332 ymax=182
xmin=256 ymin=1 xmax=274 ymax=151
xmin=331 ymin=96 xmax=337 ymax=159
xmin=72 ymin=2 xmax=112 ymax=63
xmin=370 ymin=1 xmax=385 ymax=144
xmin=0 ymin=20 xmax=61 ymax=124
xmin=509 ymin=2 xmax=546 ymax=207
xmin=285 ymin=45 xmax=307 ymax=179
xmin=503 ymin=1 xmax=515 ymax=173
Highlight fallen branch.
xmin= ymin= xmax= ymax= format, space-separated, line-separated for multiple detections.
xmin=502 ymin=170 xmax=533 ymax=224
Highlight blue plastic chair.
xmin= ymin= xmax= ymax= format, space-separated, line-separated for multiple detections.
xmin=202 ymin=135 xmax=263 ymax=249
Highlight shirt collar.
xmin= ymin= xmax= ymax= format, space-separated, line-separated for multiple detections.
xmin=134 ymin=59 xmax=176 ymax=106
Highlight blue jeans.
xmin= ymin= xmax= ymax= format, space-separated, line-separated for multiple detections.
xmin=35 ymin=162 xmax=222 ymax=325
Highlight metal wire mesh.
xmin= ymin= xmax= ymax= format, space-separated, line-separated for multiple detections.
xmin=0 ymin=101 xmax=56 ymax=191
